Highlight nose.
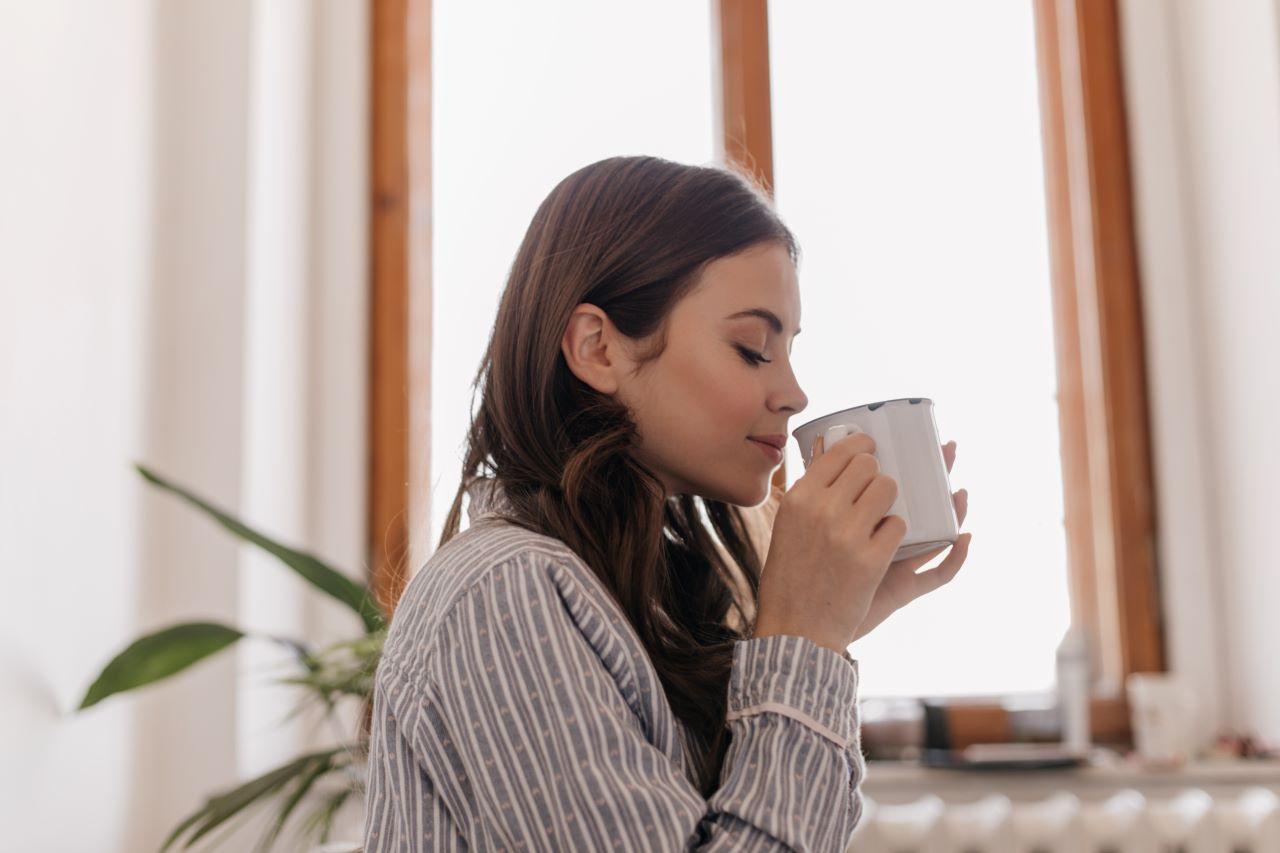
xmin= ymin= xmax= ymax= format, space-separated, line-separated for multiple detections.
xmin=771 ymin=361 xmax=808 ymax=416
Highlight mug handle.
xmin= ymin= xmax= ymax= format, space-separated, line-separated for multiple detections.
xmin=824 ymin=419 xmax=912 ymax=534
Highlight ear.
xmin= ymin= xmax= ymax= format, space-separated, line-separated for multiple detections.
xmin=561 ymin=303 xmax=621 ymax=395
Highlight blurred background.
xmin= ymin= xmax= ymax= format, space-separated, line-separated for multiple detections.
xmin=2 ymin=0 xmax=1278 ymax=850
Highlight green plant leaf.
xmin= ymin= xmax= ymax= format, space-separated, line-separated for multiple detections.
xmin=252 ymin=754 xmax=345 ymax=853
xmin=263 ymin=634 xmax=321 ymax=673
xmin=272 ymin=628 xmax=384 ymax=704
xmin=299 ymin=786 xmax=354 ymax=845
xmin=135 ymin=462 xmax=385 ymax=633
xmin=78 ymin=622 xmax=244 ymax=710
xmin=160 ymin=747 xmax=346 ymax=852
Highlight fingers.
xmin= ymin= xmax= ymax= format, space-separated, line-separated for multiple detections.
xmin=919 ymin=533 xmax=971 ymax=592
xmin=807 ymin=434 xmax=962 ymax=547
xmin=856 ymin=475 xmax=901 ymax=537
xmin=942 ymin=439 xmax=965 ymax=524
xmin=806 ymin=430 xmax=877 ymax=490
xmin=867 ymin=509 xmax=908 ymax=554
xmin=888 ymin=531 xmax=972 ymax=598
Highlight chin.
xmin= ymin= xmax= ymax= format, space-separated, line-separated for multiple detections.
xmin=700 ymin=476 xmax=772 ymax=508
xmin=741 ymin=478 xmax=774 ymax=507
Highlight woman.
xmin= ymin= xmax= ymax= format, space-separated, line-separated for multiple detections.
xmin=363 ymin=155 xmax=971 ymax=851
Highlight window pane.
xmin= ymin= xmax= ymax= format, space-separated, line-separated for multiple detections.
xmin=431 ymin=1 xmax=716 ymax=547
xmin=770 ymin=2 xmax=1072 ymax=697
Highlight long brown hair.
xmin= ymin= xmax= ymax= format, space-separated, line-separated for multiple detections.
xmin=437 ymin=155 xmax=801 ymax=796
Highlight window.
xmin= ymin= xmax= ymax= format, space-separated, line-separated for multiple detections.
xmin=428 ymin=0 xmax=718 ymax=548
xmin=769 ymin=3 xmax=1071 ymax=698
xmin=370 ymin=0 xmax=1162 ymax=745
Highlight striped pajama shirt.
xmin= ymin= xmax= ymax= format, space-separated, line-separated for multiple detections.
xmin=363 ymin=479 xmax=866 ymax=851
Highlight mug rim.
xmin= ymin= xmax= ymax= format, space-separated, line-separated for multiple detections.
xmin=791 ymin=397 xmax=933 ymax=436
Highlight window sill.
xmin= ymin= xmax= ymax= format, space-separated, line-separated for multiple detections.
xmin=862 ymin=753 xmax=1280 ymax=803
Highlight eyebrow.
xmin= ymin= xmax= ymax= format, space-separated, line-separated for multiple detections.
xmin=724 ymin=308 xmax=801 ymax=337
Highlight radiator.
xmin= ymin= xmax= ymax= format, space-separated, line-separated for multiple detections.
xmin=846 ymin=787 xmax=1280 ymax=852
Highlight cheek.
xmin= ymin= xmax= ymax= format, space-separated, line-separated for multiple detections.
xmin=629 ymin=345 xmax=764 ymax=464
xmin=671 ymin=356 xmax=762 ymax=436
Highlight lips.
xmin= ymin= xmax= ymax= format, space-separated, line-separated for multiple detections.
xmin=747 ymin=435 xmax=787 ymax=450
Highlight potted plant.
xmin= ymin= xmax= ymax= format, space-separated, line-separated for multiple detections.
xmin=78 ymin=463 xmax=387 ymax=852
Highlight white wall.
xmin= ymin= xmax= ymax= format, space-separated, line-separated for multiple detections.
xmin=2 ymin=3 xmax=179 ymax=847
xmin=0 ymin=1 xmax=368 ymax=849
xmin=1120 ymin=0 xmax=1280 ymax=745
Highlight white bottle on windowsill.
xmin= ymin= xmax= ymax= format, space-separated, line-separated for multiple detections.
xmin=1056 ymin=625 xmax=1091 ymax=757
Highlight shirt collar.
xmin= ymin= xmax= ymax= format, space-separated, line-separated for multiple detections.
xmin=465 ymin=476 xmax=515 ymax=524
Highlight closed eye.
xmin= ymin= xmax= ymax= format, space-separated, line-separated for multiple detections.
xmin=734 ymin=344 xmax=772 ymax=366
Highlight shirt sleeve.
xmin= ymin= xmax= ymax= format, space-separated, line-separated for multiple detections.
xmin=394 ymin=561 xmax=865 ymax=852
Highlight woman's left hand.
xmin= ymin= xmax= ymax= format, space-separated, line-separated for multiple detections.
xmin=850 ymin=440 xmax=971 ymax=641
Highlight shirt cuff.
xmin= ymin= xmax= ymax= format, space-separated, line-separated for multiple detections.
xmin=725 ymin=634 xmax=860 ymax=750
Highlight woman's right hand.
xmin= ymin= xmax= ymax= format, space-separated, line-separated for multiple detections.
xmin=752 ymin=431 xmax=907 ymax=656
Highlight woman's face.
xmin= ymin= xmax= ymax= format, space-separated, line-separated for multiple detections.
xmin=618 ymin=242 xmax=808 ymax=506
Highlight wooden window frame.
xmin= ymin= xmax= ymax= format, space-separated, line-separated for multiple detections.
xmin=717 ymin=0 xmax=1163 ymax=747
xmin=369 ymin=0 xmax=432 ymax=619
xmin=1029 ymin=0 xmax=1164 ymax=745
xmin=369 ymin=0 xmax=1163 ymax=748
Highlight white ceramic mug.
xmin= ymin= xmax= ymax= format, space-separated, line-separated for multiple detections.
xmin=791 ymin=397 xmax=959 ymax=562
